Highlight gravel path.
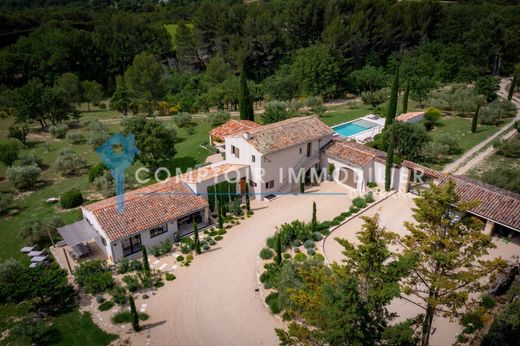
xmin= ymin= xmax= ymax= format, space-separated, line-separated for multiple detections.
xmin=145 ymin=182 xmax=355 ymax=346
xmin=444 ymin=78 xmax=520 ymax=174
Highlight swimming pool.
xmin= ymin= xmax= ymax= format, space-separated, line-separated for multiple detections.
xmin=332 ymin=119 xmax=378 ymax=137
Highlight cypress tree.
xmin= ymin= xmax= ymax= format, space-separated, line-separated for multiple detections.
xmin=471 ymin=104 xmax=480 ymax=133
xmin=508 ymin=75 xmax=516 ymax=101
xmin=217 ymin=198 xmax=224 ymax=229
xmin=274 ymin=234 xmax=282 ymax=265
xmin=385 ymin=128 xmax=395 ymax=191
xmin=402 ymin=78 xmax=410 ymax=113
xmin=142 ymin=246 xmax=150 ymax=272
xmin=245 ymin=183 xmax=251 ymax=212
xmin=310 ymin=201 xmax=318 ymax=233
xmin=193 ymin=217 xmax=201 ymax=254
xmin=299 ymin=168 xmax=305 ymax=194
xmin=129 ymin=295 xmax=140 ymax=331
xmin=239 ymin=61 xmax=254 ymax=121
xmin=385 ymin=64 xmax=400 ymax=130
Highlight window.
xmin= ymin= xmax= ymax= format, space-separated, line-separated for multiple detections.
xmin=265 ymin=180 xmax=274 ymax=189
xmin=249 ymin=180 xmax=257 ymax=187
xmin=306 ymin=142 xmax=312 ymax=157
xmin=101 ymin=237 xmax=106 ymax=246
xmin=299 ymin=147 xmax=302 ymax=154
xmin=231 ymin=145 xmax=240 ymax=158
xmin=122 ymin=234 xmax=142 ymax=257
xmin=251 ymin=155 xmax=255 ymax=162
xmin=150 ymin=225 xmax=167 ymax=238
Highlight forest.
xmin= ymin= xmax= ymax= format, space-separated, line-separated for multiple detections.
xmin=0 ymin=0 xmax=519 ymax=118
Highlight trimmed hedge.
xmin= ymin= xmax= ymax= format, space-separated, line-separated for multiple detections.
xmin=260 ymin=247 xmax=274 ymax=260
xmin=60 ymin=189 xmax=83 ymax=209
xmin=98 ymin=301 xmax=115 ymax=311
xmin=265 ymin=292 xmax=281 ymax=314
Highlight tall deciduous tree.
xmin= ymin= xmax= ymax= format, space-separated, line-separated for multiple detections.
xmin=399 ymin=180 xmax=507 ymax=346
xmin=54 ymin=72 xmax=82 ymax=105
xmin=239 ymin=61 xmax=254 ymax=121
xmin=81 ymin=80 xmax=103 ymax=111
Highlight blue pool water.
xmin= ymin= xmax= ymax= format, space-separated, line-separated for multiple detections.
xmin=332 ymin=119 xmax=376 ymax=137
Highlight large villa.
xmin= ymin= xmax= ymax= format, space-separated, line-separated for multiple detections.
xmin=58 ymin=116 xmax=520 ymax=263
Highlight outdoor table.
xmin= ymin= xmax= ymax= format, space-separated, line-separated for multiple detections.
xmin=20 ymin=246 xmax=36 ymax=253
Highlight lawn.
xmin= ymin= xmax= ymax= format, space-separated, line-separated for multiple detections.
xmin=51 ymin=311 xmax=117 ymax=346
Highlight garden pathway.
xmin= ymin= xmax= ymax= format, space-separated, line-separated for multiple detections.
xmin=443 ymin=78 xmax=520 ymax=174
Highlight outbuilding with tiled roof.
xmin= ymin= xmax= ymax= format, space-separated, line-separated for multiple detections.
xmin=209 ymin=119 xmax=261 ymax=144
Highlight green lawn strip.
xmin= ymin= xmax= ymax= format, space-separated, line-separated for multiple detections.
xmin=51 ymin=311 xmax=117 ymax=346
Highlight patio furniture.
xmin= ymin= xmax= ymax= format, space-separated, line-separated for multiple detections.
xmin=70 ymin=243 xmax=90 ymax=259
xmin=31 ymin=255 xmax=48 ymax=263
xmin=28 ymin=250 xmax=45 ymax=257
xmin=20 ymin=246 xmax=36 ymax=253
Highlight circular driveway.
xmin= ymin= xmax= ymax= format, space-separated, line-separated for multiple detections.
xmin=146 ymin=182 xmax=352 ymax=346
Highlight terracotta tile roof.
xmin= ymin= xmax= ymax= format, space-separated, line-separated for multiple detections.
xmin=209 ymin=120 xmax=261 ymax=142
xmin=239 ymin=116 xmax=333 ymax=154
xmin=175 ymin=163 xmax=248 ymax=183
xmin=83 ymin=181 xmax=208 ymax=241
xmin=324 ymin=140 xmax=386 ymax=167
xmin=402 ymin=160 xmax=446 ymax=179
xmin=396 ymin=111 xmax=424 ymax=122
xmin=444 ymin=176 xmax=520 ymax=231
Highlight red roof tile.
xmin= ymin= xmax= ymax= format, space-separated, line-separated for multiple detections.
xmin=209 ymin=120 xmax=261 ymax=142
xmin=175 ymin=163 xmax=248 ymax=183
xmin=83 ymin=181 xmax=208 ymax=241
xmin=240 ymin=116 xmax=333 ymax=154
xmin=402 ymin=160 xmax=446 ymax=179
xmin=396 ymin=111 xmax=424 ymax=122
xmin=324 ymin=140 xmax=386 ymax=167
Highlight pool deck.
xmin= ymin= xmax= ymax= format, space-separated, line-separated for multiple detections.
xmin=332 ymin=115 xmax=385 ymax=143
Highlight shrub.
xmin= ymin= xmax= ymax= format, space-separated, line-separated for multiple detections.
xmin=312 ymin=232 xmax=323 ymax=241
xmin=217 ymin=229 xmax=227 ymax=235
xmin=60 ymin=189 xmax=83 ymax=209
xmin=480 ymin=295 xmax=496 ymax=309
xmin=259 ymin=248 xmax=274 ymax=260
xmin=352 ymin=197 xmax=367 ymax=209
xmin=180 ymin=244 xmax=191 ymax=254
xmin=367 ymin=181 xmax=378 ymax=188
xmin=266 ymin=236 xmax=277 ymax=249
xmin=283 ymin=253 xmax=291 ymax=259
xmin=160 ymin=239 xmax=173 ymax=254
xmin=349 ymin=206 xmax=359 ymax=213
xmin=0 ymin=192 xmax=13 ymax=215
xmin=307 ymin=248 xmax=316 ymax=256
xmin=423 ymin=107 xmax=441 ymax=130
xmin=304 ymin=240 xmax=315 ymax=249
xmin=88 ymin=130 xmax=109 ymax=148
xmin=129 ymin=259 xmax=142 ymax=272
xmin=365 ymin=191 xmax=375 ymax=203
xmin=292 ymin=239 xmax=301 ymax=247
xmin=116 ymin=258 xmax=130 ymax=274
xmin=209 ymin=239 xmax=216 ymax=246
xmin=74 ymin=260 xmax=114 ymax=294
xmin=435 ymin=133 xmax=462 ymax=154
xmin=7 ymin=165 xmax=41 ymax=190
xmin=265 ymin=292 xmax=281 ymax=314
xmin=422 ymin=141 xmax=450 ymax=163
xmin=313 ymin=253 xmax=325 ymax=262
xmin=111 ymin=311 xmax=149 ymax=324
xmin=122 ymin=275 xmax=140 ymax=292
xmin=149 ymin=245 xmax=161 ymax=257
xmin=20 ymin=153 xmax=43 ymax=167
xmin=173 ymin=112 xmax=192 ymax=128
xmin=461 ymin=312 xmax=484 ymax=333
xmin=49 ymin=124 xmax=68 ymax=138
xmin=214 ymin=235 xmax=223 ymax=241
xmin=96 ymin=295 xmax=105 ymax=304
xmin=294 ymin=247 xmax=300 ymax=253
xmin=0 ymin=141 xmax=19 ymax=167
xmin=20 ymin=217 xmax=63 ymax=245
xmin=89 ymin=162 xmax=108 ymax=182
xmin=294 ymin=253 xmax=307 ymax=262
xmin=154 ymin=278 xmax=164 ymax=288
xmin=66 ymin=131 xmax=85 ymax=144
xmin=55 ymin=148 xmax=87 ymax=176
xmin=209 ymin=111 xmax=231 ymax=127
xmin=202 ymin=243 xmax=210 ymax=251
xmin=494 ymin=137 xmax=520 ymax=158
xmin=176 ymin=255 xmax=184 ymax=262
xmin=165 ymin=273 xmax=176 ymax=281
xmin=98 ymin=300 xmax=114 ymax=311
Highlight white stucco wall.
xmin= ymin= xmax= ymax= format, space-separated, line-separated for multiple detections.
xmin=325 ymin=157 xmax=365 ymax=192
xmin=81 ymin=208 xmax=114 ymax=261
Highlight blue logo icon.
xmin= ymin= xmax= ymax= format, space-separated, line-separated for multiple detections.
xmin=96 ymin=133 xmax=139 ymax=213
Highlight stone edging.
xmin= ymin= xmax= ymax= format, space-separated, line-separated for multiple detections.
xmin=320 ymin=190 xmax=398 ymax=264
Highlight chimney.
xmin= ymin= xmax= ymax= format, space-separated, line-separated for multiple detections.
xmin=243 ymin=132 xmax=252 ymax=140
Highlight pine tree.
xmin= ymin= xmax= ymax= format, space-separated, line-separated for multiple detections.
xmin=399 ymin=180 xmax=507 ymax=346
xmin=385 ymin=64 xmax=400 ymax=130
xmin=245 ymin=183 xmax=251 ymax=212
xmin=402 ymin=78 xmax=410 ymax=113
xmin=142 ymin=246 xmax=150 ymax=272
xmin=110 ymin=76 xmax=131 ymax=115
xmin=239 ymin=61 xmax=254 ymax=121
xmin=471 ymin=104 xmax=480 ymax=133
xmin=508 ymin=75 xmax=516 ymax=101
xmin=274 ymin=234 xmax=282 ymax=265
xmin=193 ymin=217 xmax=201 ymax=254
xmin=384 ymin=128 xmax=395 ymax=191
xmin=129 ymin=295 xmax=140 ymax=331
xmin=310 ymin=201 xmax=318 ymax=233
